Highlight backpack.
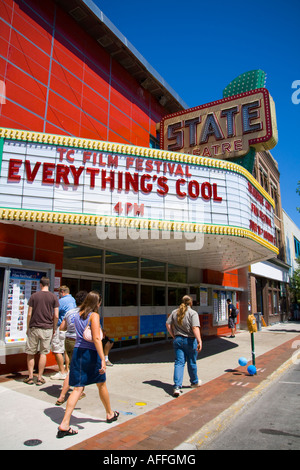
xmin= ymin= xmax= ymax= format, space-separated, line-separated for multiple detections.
xmin=231 ymin=305 xmax=238 ymax=318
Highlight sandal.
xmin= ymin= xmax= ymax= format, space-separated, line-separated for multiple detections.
xmin=36 ymin=378 xmax=46 ymax=386
xmin=106 ymin=411 xmax=119 ymax=423
xmin=79 ymin=392 xmax=86 ymax=400
xmin=23 ymin=377 xmax=34 ymax=385
xmin=55 ymin=397 xmax=66 ymax=406
xmin=56 ymin=427 xmax=78 ymax=439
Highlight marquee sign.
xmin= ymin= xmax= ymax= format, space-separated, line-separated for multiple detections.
xmin=0 ymin=128 xmax=278 ymax=254
xmin=160 ymin=88 xmax=278 ymax=158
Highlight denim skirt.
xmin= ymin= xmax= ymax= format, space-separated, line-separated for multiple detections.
xmin=69 ymin=347 xmax=106 ymax=387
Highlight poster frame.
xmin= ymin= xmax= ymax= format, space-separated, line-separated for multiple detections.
xmin=0 ymin=257 xmax=55 ymax=356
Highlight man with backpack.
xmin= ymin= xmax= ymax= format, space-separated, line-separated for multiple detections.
xmin=227 ymin=298 xmax=238 ymax=338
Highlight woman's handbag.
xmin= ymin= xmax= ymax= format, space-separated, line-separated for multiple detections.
xmin=83 ymin=316 xmax=103 ymax=342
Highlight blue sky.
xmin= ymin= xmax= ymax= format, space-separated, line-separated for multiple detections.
xmin=95 ymin=0 xmax=300 ymax=226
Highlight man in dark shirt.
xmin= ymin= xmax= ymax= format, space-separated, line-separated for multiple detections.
xmin=24 ymin=277 xmax=59 ymax=385
xmin=227 ymin=298 xmax=237 ymax=338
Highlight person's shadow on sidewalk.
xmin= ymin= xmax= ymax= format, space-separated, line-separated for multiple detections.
xmin=44 ymin=407 xmax=105 ymax=430
xmin=143 ymin=379 xmax=191 ymax=396
xmin=143 ymin=379 xmax=173 ymax=396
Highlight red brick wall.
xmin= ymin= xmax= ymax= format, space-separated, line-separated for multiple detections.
xmin=0 ymin=223 xmax=64 ymax=371
xmin=0 ymin=223 xmax=64 ymax=272
xmin=0 ymin=0 xmax=167 ymax=144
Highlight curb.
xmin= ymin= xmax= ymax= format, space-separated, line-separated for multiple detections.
xmin=176 ymin=355 xmax=295 ymax=450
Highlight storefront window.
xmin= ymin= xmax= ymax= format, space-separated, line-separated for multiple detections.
xmin=273 ymin=291 xmax=279 ymax=314
xmin=154 ymin=286 xmax=166 ymax=306
xmin=105 ymin=282 xmax=121 ymax=306
xmin=212 ymin=290 xmax=227 ymax=324
xmin=63 ymin=242 xmax=103 ymax=273
xmin=141 ymin=258 xmax=166 ymax=281
xmin=168 ymin=264 xmax=187 ymax=283
xmin=267 ymin=281 xmax=280 ymax=316
xmin=189 ymin=286 xmax=209 ymax=307
xmin=62 ymin=278 xmax=102 ymax=298
xmin=141 ymin=285 xmax=152 ymax=306
xmin=122 ymin=283 xmax=137 ymax=306
xmin=104 ymin=281 xmax=137 ymax=306
xmin=256 ymin=277 xmax=264 ymax=314
xmin=267 ymin=291 xmax=272 ymax=316
xmin=189 ymin=286 xmax=200 ymax=306
xmin=61 ymin=277 xmax=79 ymax=297
xmin=141 ymin=285 xmax=166 ymax=306
xmin=105 ymin=251 xmax=138 ymax=278
xmin=168 ymin=287 xmax=187 ymax=306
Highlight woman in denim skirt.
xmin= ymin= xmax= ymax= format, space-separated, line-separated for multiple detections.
xmin=57 ymin=291 xmax=119 ymax=438
xmin=166 ymin=295 xmax=202 ymax=397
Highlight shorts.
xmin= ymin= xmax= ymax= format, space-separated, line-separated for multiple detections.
xmin=102 ymin=336 xmax=114 ymax=347
xmin=51 ymin=328 xmax=66 ymax=354
xmin=25 ymin=327 xmax=53 ymax=355
xmin=65 ymin=336 xmax=76 ymax=362
xmin=228 ymin=316 xmax=236 ymax=329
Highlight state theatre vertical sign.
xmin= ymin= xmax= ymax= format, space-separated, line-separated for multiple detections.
xmin=159 ymin=88 xmax=278 ymax=159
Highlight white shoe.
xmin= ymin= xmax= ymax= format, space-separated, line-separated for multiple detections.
xmin=106 ymin=360 xmax=113 ymax=366
xmin=173 ymin=387 xmax=180 ymax=397
xmin=191 ymin=380 xmax=202 ymax=388
xmin=50 ymin=372 xmax=67 ymax=380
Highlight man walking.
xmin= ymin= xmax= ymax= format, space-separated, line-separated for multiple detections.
xmin=24 ymin=277 xmax=59 ymax=385
xmin=51 ymin=285 xmax=76 ymax=380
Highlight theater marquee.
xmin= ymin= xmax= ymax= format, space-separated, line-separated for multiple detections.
xmin=160 ymin=88 xmax=278 ymax=158
xmin=0 ymin=128 xmax=278 ymax=271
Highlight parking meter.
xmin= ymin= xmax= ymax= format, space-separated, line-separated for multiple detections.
xmin=248 ymin=314 xmax=257 ymax=371
xmin=247 ymin=314 xmax=257 ymax=333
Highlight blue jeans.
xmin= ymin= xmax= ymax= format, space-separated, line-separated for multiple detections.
xmin=173 ymin=336 xmax=199 ymax=388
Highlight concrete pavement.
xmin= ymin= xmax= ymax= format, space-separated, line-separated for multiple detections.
xmin=0 ymin=321 xmax=299 ymax=450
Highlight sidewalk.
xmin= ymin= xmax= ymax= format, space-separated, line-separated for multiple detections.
xmin=0 ymin=322 xmax=299 ymax=450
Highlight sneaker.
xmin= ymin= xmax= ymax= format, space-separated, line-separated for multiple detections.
xmin=50 ymin=372 xmax=67 ymax=380
xmin=106 ymin=360 xmax=114 ymax=366
xmin=191 ymin=380 xmax=202 ymax=388
xmin=173 ymin=387 xmax=180 ymax=397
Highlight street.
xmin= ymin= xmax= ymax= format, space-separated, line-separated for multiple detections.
xmin=200 ymin=362 xmax=300 ymax=450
